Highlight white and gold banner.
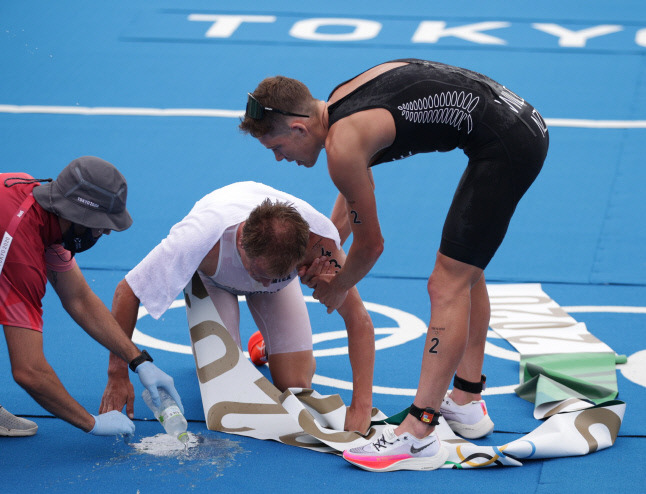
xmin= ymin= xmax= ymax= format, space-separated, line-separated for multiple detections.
xmin=184 ymin=275 xmax=625 ymax=469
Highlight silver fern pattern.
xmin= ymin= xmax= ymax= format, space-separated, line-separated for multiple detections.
xmin=397 ymin=91 xmax=480 ymax=133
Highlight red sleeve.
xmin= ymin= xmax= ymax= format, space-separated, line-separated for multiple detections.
xmin=44 ymin=244 xmax=77 ymax=272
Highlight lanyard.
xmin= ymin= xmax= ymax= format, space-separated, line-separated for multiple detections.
xmin=0 ymin=192 xmax=37 ymax=274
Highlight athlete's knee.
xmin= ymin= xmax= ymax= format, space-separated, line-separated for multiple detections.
xmin=269 ymin=352 xmax=315 ymax=391
xmin=428 ymin=254 xmax=483 ymax=307
xmin=273 ymin=371 xmax=312 ymax=391
xmin=427 ymin=270 xmax=453 ymax=307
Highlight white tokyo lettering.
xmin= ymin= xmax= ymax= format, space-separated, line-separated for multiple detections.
xmin=187 ymin=14 xmax=276 ymax=38
xmin=532 ymin=23 xmax=623 ymax=48
xmin=637 ymin=28 xmax=646 ymax=47
xmin=412 ymin=21 xmax=510 ymax=45
xmin=183 ymin=14 xmax=645 ymax=48
xmin=290 ymin=18 xmax=381 ymax=41
xmin=76 ymin=197 xmax=99 ymax=208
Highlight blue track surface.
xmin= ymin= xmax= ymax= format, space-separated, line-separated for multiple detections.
xmin=1 ymin=1 xmax=645 ymax=492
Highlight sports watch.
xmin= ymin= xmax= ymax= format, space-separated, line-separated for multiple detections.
xmin=408 ymin=404 xmax=441 ymax=425
xmin=129 ymin=349 xmax=154 ymax=372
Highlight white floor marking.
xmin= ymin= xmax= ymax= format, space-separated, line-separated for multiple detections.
xmin=1 ymin=104 xmax=646 ymax=129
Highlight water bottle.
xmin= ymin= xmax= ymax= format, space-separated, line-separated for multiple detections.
xmin=142 ymin=388 xmax=189 ymax=445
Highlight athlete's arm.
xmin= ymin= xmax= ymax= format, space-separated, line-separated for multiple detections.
xmin=99 ymin=278 xmax=140 ymax=417
xmin=312 ymin=113 xmax=391 ymax=311
xmin=297 ymin=234 xmax=375 ymax=433
xmin=337 ymin=287 xmax=375 ymax=434
xmin=326 ymin=169 xmax=382 ymax=299
xmin=331 ymin=193 xmax=352 ymax=245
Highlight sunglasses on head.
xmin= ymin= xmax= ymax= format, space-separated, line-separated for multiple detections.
xmin=245 ymin=93 xmax=309 ymax=120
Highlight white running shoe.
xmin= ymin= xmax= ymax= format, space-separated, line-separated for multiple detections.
xmin=343 ymin=425 xmax=449 ymax=472
xmin=440 ymin=394 xmax=494 ymax=439
xmin=0 ymin=405 xmax=38 ymax=437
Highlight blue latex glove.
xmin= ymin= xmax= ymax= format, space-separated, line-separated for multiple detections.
xmin=135 ymin=361 xmax=184 ymax=414
xmin=89 ymin=410 xmax=135 ymax=436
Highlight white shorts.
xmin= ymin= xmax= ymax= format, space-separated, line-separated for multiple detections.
xmin=199 ymin=273 xmax=312 ymax=355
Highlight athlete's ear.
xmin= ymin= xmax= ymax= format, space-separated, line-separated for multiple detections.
xmin=290 ymin=121 xmax=308 ymax=136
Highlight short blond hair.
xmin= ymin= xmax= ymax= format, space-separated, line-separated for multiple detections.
xmin=239 ymin=76 xmax=315 ymax=138
xmin=241 ymin=199 xmax=310 ymax=278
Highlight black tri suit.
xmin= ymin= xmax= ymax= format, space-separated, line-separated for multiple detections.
xmin=327 ymin=58 xmax=549 ymax=269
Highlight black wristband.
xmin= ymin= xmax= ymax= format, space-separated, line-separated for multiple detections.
xmin=408 ymin=404 xmax=441 ymax=425
xmin=129 ymin=349 xmax=153 ymax=372
xmin=453 ymin=374 xmax=486 ymax=394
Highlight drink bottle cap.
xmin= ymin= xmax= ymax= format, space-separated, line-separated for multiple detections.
xmin=178 ymin=432 xmax=189 ymax=444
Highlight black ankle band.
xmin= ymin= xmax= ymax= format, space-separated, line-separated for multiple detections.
xmin=453 ymin=374 xmax=486 ymax=394
xmin=408 ymin=404 xmax=441 ymax=425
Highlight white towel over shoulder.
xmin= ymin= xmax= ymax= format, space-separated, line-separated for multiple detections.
xmin=126 ymin=181 xmax=340 ymax=319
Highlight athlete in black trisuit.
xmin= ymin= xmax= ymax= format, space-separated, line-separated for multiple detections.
xmin=240 ymin=58 xmax=549 ymax=471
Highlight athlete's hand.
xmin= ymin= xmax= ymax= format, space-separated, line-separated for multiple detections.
xmin=312 ymin=274 xmax=347 ymax=313
xmin=344 ymin=403 xmax=372 ymax=436
xmin=99 ymin=374 xmax=135 ymax=419
xmin=298 ymin=256 xmax=337 ymax=288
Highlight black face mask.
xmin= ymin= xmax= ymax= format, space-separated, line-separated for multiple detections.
xmin=61 ymin=223 xmax=99 ymax=256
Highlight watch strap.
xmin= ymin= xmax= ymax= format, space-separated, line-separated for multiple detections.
xmin=408 ymin=404 xmax=441 ymax=425
xmin=129 ymin=349 xmax=153 ymax=372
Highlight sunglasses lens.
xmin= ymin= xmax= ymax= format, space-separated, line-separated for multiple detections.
xmin=245 ymin=93 xmax=309 ymax=119
xmin=246 ymin=94 xmax=264 ymax=119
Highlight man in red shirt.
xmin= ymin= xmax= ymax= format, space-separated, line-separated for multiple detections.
xmin=1 ymin=156 xmax=182 ymax=437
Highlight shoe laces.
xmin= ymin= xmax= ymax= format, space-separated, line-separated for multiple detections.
xmin=373 ymin=432 xmax=398 ymax=451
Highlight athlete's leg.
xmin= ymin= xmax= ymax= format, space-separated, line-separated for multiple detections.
xmin=247 ymin=279 xmax=315 ymax=391
xmin=199 ymin=273 xmax=241 ymax=347
xmin=264 ymin=350 xmax=315 ymax=391
xmin=451 ymin=273 xmax=490 ymax=404
xmin=395 ymin=252 xmax=483 ymax=439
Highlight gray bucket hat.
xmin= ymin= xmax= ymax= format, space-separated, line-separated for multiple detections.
xmin=33 ymin=156 xmax=133 ymax=231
